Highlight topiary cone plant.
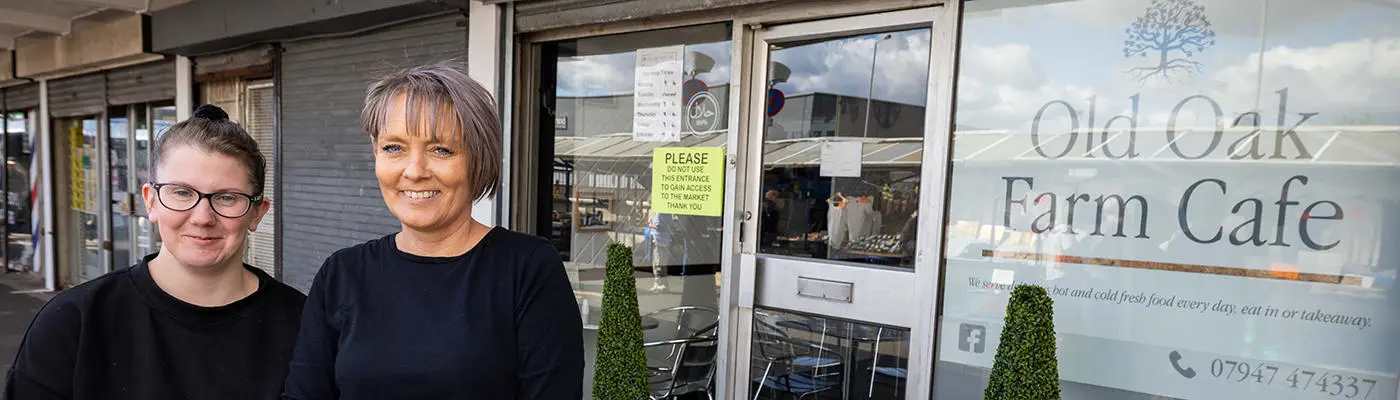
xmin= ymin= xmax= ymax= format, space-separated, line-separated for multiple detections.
xmin=985 ymin=284 xmax=1062 ymax=400
xmin=592 ymin=242 xmax=648 ymax=400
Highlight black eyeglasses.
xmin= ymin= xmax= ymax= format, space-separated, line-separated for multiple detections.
xmin=152 ymin=183 xmax=262 ymax=218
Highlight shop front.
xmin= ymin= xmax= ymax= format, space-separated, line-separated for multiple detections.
xmin=1 ymin=83 xmax=40 ymax=276
xmin=47 ymin=59 xmax=177 ymax=289
xmin=507 ymin=0 xmax=1400 ymax=398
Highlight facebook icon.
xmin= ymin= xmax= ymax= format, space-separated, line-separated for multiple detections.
xmin=958 ymin=324 xmax=986 ymax=354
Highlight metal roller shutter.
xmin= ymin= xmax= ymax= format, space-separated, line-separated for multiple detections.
xmin=106 ymin=60 xmax=176 ymax=106
xmin=3 ymin=84 xmax=40 ymax=111
xmin=244 ymin=82 xmax=277 ymax=278
xmin=49 ymin=74 xmax=106 ymax=118
xmin=279 ymin=14 xmax=467 ymax=290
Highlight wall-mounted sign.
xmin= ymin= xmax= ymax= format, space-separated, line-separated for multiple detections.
xmin=651 ymin=147 xmax=724 ymax=217
xmin=633 ymin=45 xmax=684 ymax=142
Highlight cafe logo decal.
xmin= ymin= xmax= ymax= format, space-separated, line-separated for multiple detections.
xmin=1123 ymin=0 xmax=1217 ymax=83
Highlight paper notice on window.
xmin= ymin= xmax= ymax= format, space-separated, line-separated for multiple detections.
xmin=633 ymin=45 xmax=685 ymax=142
xmin=820 ymin=141 xmax=863 ymax=177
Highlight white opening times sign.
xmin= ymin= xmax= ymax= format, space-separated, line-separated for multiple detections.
xmin=633 ymin=45 xmax=684 ymax=142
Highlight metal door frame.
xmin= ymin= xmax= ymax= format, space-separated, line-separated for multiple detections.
xmin=724 ymin=4 xmax=960 ymax=399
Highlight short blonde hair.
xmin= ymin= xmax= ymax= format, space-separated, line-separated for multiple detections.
xmin=361 ymin=61 xmax=501 ymax=202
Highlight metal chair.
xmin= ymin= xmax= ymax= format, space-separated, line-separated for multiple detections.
xmin=646 ymin=320 xmax=720 ymax=399
xmin=866 ymin=327 xmax=908 ymax=398
xmin=750 ymin=312 xmax=844 ymax=399
xmin=643 ymin=306 xmax=720 ymax=364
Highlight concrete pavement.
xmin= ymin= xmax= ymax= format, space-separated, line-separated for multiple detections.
xmin=0 ymin=271 xmax=53 ymax=389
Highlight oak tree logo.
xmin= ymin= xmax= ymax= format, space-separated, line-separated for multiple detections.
xmin=1123 ymin=0 xmax=1217 ymax=83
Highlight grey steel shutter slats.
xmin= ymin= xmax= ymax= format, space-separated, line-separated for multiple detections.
xmin=280 ymin=14 xmax=466 ymax=290
xmin=3 ymin=84 xmax=40 ymax=110
xmin=107 ymin=60 xmax=176 ymax=106
xmin=245 ymin=83 xmax=277 ymax=277
xmin=49 ymin=75 xmax=106 ymax=118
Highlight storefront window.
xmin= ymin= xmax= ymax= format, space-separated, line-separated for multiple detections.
xmin=109 ymin=106 xmax=131 ymax=267
xmin=758 ymin=28 xmax=932 ymax=269
xmin=542 ymin=24 xmax=732 ymax=399
xmin=937 ymin=1 xmax=1400 ymax=399
xmin=142 ymin=105 xmax=176 ymax=254
xmin=57 ymin=116 xmax=104 ymax=287
xmin=5 ymin=111 xmax=35 ymax=272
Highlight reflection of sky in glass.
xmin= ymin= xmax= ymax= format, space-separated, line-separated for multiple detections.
xmin=154 ymin=107 xmax=177 ymax=138
xmin=958 ymin=0 xmax=1400 ymax=128
xmin=556 ymin=41 xmax=734 ymax=97
xmin=6 ymin=114 xmax=24 ymax=134
xmin=770 ymin=28 xmax=932 ymax=106
xmin=110 ymin=119 xmax=129 ymax=139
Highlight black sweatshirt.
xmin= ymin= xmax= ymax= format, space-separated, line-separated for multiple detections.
xmin=3 ymin=254 xmax=307 ymax=400
xmin=281 ymin=226 xmax=584 ymax=400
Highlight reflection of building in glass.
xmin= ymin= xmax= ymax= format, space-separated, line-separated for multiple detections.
xmin=766 ymin=93 xmax=924 ymax=140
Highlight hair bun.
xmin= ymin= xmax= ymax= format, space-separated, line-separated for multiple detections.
xmin=193 ymin=104 xmax=229 ymax=121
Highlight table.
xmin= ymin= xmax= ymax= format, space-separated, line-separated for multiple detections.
xmin=582 ymin=308 xmax=661 ymax=331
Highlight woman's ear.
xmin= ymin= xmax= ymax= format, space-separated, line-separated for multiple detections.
xmin=247 ymin=198 xmax=272 ymax=232
xmin=141 ymin=184 xmax=160 ymax=224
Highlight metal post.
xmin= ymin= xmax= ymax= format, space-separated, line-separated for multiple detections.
xmin=863 ymin=34 xmax=891 ymax=138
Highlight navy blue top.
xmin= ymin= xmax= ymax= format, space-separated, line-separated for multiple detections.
xmin=281 ymin=227 xmax=584 ymax=399
xmin=5 ymin=255 xmax=306 ymax=400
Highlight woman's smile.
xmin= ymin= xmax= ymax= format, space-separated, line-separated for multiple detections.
xmin=401 ymin=190 xmax=441 ymax=200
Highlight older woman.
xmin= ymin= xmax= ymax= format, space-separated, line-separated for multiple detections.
xmin=281 ymin=63 xmax=583 ymax=399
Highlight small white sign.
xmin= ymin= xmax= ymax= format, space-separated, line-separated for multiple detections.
xmin=633 ymin=45 xmax=685 ymax=142
xmin=820 ymin=141 xmax=863 ymax=177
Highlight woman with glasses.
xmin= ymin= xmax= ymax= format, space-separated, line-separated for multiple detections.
xmin=281 ymin=62 xmax=582 ymax=399
xmin=5 ymin=105 xmax=306 ymax=400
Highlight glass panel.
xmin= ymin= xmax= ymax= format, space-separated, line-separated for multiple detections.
xmin=61 ymin=117 xmax=103 ymax=286
xmin=939 ymin=1 xmax=1400 ymax=399
xmin=134 ymin=105 xmax=150 ymax=195
xmin=109 ymin=107 xmax=131 ymax=267
xmin=134 ymin=106 xmax=154 ymax=257
xmin=544 ymin=24 xmax=732 ymax=400
xmin=109 ymin=108 xmax=129 ymax=193
xmin=4 ymin=111 xmax=35 ymax=272
xmin=758 ymin=28 xmax=932 ymax=269
xmin=750 ymin=308 xmax=909 ymax=399
xmin=147 ymin=105 xmax=176 ymax=252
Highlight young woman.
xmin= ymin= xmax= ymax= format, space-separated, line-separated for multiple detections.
xmin=4 ymin=105 xmax=307 ymax=400
xmin=281 ymin=62 xmax=583 ymax=399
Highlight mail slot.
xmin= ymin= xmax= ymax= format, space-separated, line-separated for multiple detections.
xmin=796 ymin=276 xmax=853 ymax=303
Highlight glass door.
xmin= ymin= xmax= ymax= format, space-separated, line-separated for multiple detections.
xmin=136 ymin=104 xmax=176 ymax=256
xmin=59 ymin=116 xmax=107 ymax=285
xmin=109 ymin=106 xmax=136 ymax=267
xmin=733 ymin=7 xmax=941 ymax=399
xmin=4 ymin=111 xmax=37 ymax=273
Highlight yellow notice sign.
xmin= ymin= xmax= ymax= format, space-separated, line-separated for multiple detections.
xmin=69 ymin=125 xmax=86 ymax=211
xmin=652 ymin=147 xmax=724 ymax=217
